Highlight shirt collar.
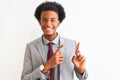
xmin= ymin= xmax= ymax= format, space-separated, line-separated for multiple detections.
xmin=42 ymin=34 xmax=60 ymax=45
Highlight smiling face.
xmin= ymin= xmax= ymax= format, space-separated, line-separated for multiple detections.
xmin=39 ymin=11 xmax=60 ymax=41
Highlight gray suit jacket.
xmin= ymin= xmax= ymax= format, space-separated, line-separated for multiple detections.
xmin=21 ymin=36 xmax=88 ymax=80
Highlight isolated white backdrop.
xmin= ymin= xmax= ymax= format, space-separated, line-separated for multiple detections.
xmin=0 ymin=0 xmax=120 ymax=80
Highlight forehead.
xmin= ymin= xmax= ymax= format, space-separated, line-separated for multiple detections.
xmin=41 ymin=10 xmax=59 ymax=19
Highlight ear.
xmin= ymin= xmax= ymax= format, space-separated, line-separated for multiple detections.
xmin=38 ymin=20 xmax=41 ymax=25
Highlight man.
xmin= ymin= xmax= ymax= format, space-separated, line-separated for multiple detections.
xmin=21 ymin=1 xmax=88 ymax=80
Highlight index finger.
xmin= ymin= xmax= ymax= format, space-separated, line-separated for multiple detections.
xmin=76 ymin=42 xmax=80 ymax=52
xmin=56 ymin=44 xmax=64 ymax=53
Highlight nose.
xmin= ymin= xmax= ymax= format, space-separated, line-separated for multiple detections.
xmin=46 ymin=21 xmax=51 ymax=27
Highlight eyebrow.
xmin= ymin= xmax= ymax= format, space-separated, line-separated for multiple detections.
xmin=41 ymin=17 xmax=57 ymax=20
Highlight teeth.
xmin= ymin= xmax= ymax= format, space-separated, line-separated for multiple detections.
xmin=45 ymin=28 xmax=51 ymax=30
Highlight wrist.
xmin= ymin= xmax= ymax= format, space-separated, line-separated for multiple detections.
xmin=75 ymin=67 xmax=85 ymax=75
xmin=40 ymin=64 xmax=49 ymax=74
xmin=41 ymin=68 xmax=50 ymax=74
xmin=78 ymin=68 xmax=84 ymax=75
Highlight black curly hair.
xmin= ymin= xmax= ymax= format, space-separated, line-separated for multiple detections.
xmin=34 ymin=1 xmax=65 ymax=23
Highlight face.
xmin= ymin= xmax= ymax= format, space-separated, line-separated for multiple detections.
xmin=39 ymin=11 xmax=60 ymax=40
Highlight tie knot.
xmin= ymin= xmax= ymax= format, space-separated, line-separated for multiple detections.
xmin=47 ymin=42 xmax=52 ymax=47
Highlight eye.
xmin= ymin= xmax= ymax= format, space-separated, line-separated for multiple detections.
xmin=42 ymin=19 xmax=47 ymax=22
xmin=51 ymin=19 xmax=56 ymax=22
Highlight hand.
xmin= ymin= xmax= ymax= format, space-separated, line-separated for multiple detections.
xmin=44 ymin=45 xmax=64 ymax=71
xmin=72 ymin=42 xmax=86 ymax=74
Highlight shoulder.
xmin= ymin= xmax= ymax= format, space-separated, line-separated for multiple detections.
xmin=61 ymin=36 xmax=76 ymax=43
xmin=26 ymin=37 xmax=42 ymax=47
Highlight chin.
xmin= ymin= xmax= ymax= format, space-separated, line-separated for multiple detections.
xmin=44 ymin=33 xmax=53 ymax=36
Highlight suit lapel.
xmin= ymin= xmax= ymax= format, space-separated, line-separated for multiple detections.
xmin=59 ymin=37 xmax=65 ymax=80
xmin=36 ymin=37 xmax=47 ymax=63
xmin=59 ymin=36 xmax=65 ymax=55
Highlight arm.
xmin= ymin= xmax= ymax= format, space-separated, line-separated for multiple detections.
xmin=21 ymin=44 xmax=47 ymax=80
xmin=72 ymin=42 xmax=88 ymax=80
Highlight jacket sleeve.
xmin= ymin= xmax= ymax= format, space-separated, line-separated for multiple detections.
xmin=75 ymin=68 xmax=88 ymax=80
xmin=21 ymin=44 xmax=47 ymax=80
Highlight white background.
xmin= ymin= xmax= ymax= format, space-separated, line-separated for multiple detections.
xmin=0 ymin=0 xmax=120 ymax=80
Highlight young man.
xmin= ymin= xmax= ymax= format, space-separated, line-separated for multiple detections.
xmin=21 ymin=1 xmax=88 ymax=80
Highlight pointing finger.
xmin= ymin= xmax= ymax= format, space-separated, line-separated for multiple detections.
xmin=76 ymin=42 xmax=82 ymax=57
xmin=56 ymin=44 xmax=64 ymax=54
xmin=76 ymin=42 xmax=80 ymax=52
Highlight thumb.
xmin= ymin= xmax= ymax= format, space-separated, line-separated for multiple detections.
xmin=55 ymin=44 xmax=64 ymax=54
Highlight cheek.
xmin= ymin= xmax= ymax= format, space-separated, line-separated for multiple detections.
xmin=53 ymin=25 xmax=58 ymax=30
xmin=53 ymin=22 xmax=59 ymax=28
